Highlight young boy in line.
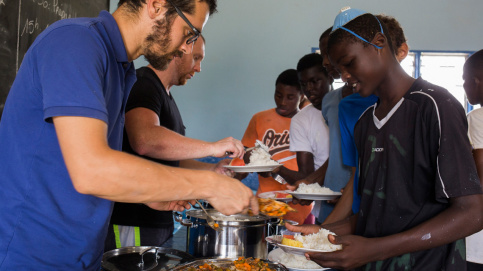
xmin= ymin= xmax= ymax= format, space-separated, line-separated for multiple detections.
xmin=241 ymin=69 xmax=313 ymax=225
xmin=272 ymin=53 xmax=332 ymax=222
xmin=287 ymin=8 xmax=483 ymax=270
xmin=462 ymin=49 xmax=483 ymax=271
xmin=323 ymin=13 xmax=410 ymax=225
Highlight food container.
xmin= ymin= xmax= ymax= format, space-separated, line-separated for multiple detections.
xmin=169 ymin=257 xmax=289 ymax=270
xmin=101 ymin=246 xmax=194 ymax=271
xmin=174 ymin=209 xmax=279 ymax=259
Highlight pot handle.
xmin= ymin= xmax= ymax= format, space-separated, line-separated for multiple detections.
xmin=267 ymin=217 xmax=281 ymax=225
xmin=173 ymin=212 xmax=193 ymax=227
xmin=139 ymin=246 xmax=158 ymax=270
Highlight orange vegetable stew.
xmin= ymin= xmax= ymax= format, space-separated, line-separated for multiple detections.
xmin=187 ymin=257 xmax=276 ymax=271
xmin=257 ymin=198 xmax=295 ymax=217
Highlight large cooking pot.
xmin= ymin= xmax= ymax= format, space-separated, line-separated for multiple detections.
xmin=175 ymin=209 xmax=279 ymax=259
xmin=101 ymin=246 xmax=194 ymax=271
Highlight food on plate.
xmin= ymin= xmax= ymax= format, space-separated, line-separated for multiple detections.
xmin=282 ymin=234 xmax=295 ymax=240
xmin=229 ymin=157 xmax=246 ymax=166
xmin=283 ymin=228 xmax=342 ymax=251
xmin=281 ymin=237 xmax=303 ymax=247
xmin=275 ymin=192 xmax=292 ymax=199
xmin=295 ymin=183 xmax=338 ymax=194
xmin=258 ymin=198 xmax=295 ymax=217
xmin=269 ymin=248 xmax=323 ymax=269
xmin=247 ymin=141 xmax=279 ymax=166
xmin=186 ymin=257 xmax=276 ymax=271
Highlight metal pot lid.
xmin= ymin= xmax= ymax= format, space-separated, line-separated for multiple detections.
xmin=185 ymin=209 xmax=275 ymax=225
xmin=101 ymin=246 xmax=194 ymax=271
xmin=170 ymin=257 xmax=289 ymax=271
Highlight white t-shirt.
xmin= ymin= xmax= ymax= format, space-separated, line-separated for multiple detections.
xmin=466 ymin=108 xmax=483 ymax=264
xmin=290 ymin=104 xmax=330 ymax=169
xmin=290 ymin=105 xmax=330 ymax=218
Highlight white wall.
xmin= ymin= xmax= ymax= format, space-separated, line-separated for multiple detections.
xmin=110 ymin=0 xmax=483 ymax=142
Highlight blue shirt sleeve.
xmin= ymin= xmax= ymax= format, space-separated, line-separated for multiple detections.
xmin=34 ymin=25 xmax=108 ymax=123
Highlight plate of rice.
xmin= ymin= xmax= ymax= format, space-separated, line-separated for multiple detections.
xmin=266 ymin=228 xmax=342 ymax=256
xmin=224 ymin=142 xmax=281 ymax=172
xmin=224 ymin=164 xmax=281 ymax=173
xmin=288 ymin=183 xmax=341 ymax=201
xmin=268 ymin=248 xmax=329 ymax=271
xmin=258 ymin=190 xmax=293 ymax=202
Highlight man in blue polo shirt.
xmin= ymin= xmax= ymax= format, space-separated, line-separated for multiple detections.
xmin=0 ymin=0 xmax=258 ymax=270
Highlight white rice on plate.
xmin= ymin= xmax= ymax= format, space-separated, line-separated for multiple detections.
xmin=248 ymin=146 xmax=279 ymax=166
xmin=268 ymin=248 xmax=323 ymax=269
xmin=269 ymin=228 xmax=341 ymax=270
xmin=295 ymin=183 xmax=337 ymax=194
xmin=294 ymin=228 xmax=342 ymax=251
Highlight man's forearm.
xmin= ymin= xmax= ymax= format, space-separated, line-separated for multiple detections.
xmin=130 ymin=126 xmax=215 ymax=161
xmin=305 ymin=159 xmax=329 ymax=185
xmin=277 ymin=166 xmax=309 ymax=185
xmin=179 ymin=159 xmax=215 ymax=171
xmin=322 ymin=215 xmax=356 ymax=236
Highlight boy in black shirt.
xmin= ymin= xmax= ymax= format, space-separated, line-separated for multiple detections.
xmin=287 ymin=8 xmax=483 ymax=271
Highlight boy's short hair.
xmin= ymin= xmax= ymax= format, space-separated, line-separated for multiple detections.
xmin=328 ymin=13 xmax=392 ymax=54
xmin=376 ymin=14 xmax=407 ymax=55
xmin=276 ymin=69 xmax=302 ymax=93
xmin=319 ymin=26 xmax=332 ymax=43
xmin=118 ymin=0 xmax=218 ymax=16
xmin=465 ymin=50 xmax=483 ymax=73
xmin=296 ymin=53 xmax=329 ymax=79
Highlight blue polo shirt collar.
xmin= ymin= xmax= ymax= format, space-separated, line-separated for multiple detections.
xmin=98 ymin=10 xmax=130 ymax=64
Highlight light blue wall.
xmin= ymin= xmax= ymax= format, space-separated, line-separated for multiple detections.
xmin=110 ymin=0 xmax=483 ymax=142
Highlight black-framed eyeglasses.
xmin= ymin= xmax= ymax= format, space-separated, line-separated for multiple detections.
xmin=165 ymin=0 xmax=201 ymax=45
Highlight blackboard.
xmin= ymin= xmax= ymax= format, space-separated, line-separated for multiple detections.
xmin=0 ymin=0 xmax=110 ymax=119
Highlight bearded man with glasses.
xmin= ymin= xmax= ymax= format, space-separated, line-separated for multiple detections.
xmin=0 ymin=0 xmax=260 ymax=270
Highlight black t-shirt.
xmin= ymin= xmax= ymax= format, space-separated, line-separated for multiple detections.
xmin=110 ymin=67 xmax=185 ymax=227
xmin=354 ymin=78 xmax=482 ymax=271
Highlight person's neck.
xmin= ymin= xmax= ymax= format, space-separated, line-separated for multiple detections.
xmin=112 ymin=7 xmax=148 ymax=62
xmin=148 ymin=65 xmax=173 ymax=94
xmin=374 ymin=64 xmax=415 ymax=119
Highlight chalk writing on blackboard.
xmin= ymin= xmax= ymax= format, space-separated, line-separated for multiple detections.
xmin=0 ymin=0 xmax=109 ymax=120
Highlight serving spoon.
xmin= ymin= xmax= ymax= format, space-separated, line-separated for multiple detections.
xmin=195 ymin=200 xmax=222 ymax=232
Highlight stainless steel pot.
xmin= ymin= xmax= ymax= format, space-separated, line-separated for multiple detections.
xmin=101 ymin=246 xmax=194 ymax=271
xmin=174 ymin=209 xmax=279 ymax=259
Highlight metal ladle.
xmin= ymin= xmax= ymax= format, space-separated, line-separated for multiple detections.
xmin=195 ymin=200 xmax=222 ymax=232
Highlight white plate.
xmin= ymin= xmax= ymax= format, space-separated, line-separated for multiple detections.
xmin=223 ymin=164 xmax=281 ymax=173
xmin=258 ymin=190 xmax=293 ymax=202
xmin=266 ymin=235 xmax=331 ymax=256
xmin=288 ymin=191 xmax=341 ymax=201
xmin=268 ymin=248 xmax=329 ymax=271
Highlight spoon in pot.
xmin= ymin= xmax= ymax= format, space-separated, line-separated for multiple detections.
xmin=195 ymin=200 xmax=222 ymax=232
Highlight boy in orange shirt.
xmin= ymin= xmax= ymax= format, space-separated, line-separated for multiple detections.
xmin=242 ymin=69 xmax=313 ymax=224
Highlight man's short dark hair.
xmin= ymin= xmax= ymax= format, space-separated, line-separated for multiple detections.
xmin=276 ymin=69 xmax=302 ymax=93
xmin=328 ymin=13 xmax=392 ymax=54
xmin=296 ymin=53 xmax=328 ymax=78
xmin=118 ymin=0 xmax=218 ymax=16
